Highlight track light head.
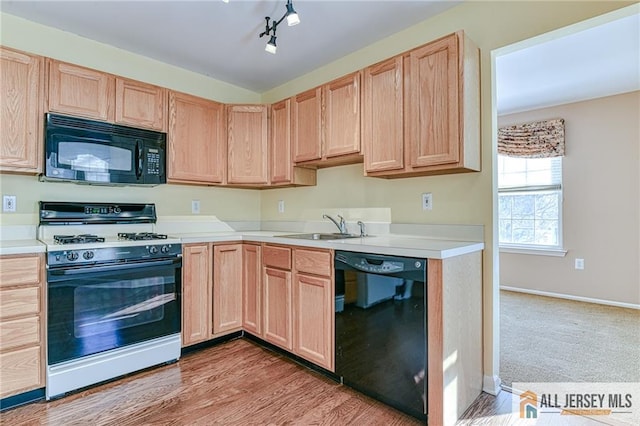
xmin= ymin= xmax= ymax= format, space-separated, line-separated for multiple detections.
xmin=285 ymin=0 xmax=300 ymax=26
xmin=265 ymin=35 xmax=277 ymax=54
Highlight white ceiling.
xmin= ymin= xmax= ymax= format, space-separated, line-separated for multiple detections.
xmin=496 ymin=12 xmax=640 ymax=115
xmin=2 ymin=1 xmax=638 ymax=111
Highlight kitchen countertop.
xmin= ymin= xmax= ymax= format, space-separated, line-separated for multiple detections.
xmin=0 ymin=230 xmax=484 ymax=259
xmin=173 ymin=230 xmax=484 ymax=259
xmin=0 ymin=239 xmax=46 ymax=256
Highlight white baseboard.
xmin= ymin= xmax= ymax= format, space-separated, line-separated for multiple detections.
xmin=483 ymin=375 xmax=502 ymax=396
xmin=500 ymin=286 xmax=640 ymax=310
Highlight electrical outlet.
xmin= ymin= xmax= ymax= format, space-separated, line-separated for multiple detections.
xmin=278 ymin=200 xmax=285 ymax=213
xmin=422 ymin=193 xmax=433 ymax=211
xmin=575 ymin=258 xmax=584 ymax=270
xmin=191 ymin=200 xmax=200 ymax=214
xmin=2 ymin=195 xmax=16 ymax=212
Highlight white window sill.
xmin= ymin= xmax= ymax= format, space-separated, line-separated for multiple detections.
xmin=499 ymin=246 xmax=567 ymax=257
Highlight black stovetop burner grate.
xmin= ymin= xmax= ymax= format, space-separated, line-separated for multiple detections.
xmin=54 ymin=234 xmax=106 ymax=245
xmin=118 ymin=232 xmax=168 ymax=241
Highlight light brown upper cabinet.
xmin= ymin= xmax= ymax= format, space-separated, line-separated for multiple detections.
xmin=115 ymin=78 xmax=167 ymax=131
xmin=48 ymin=59 xmax=167 ymax=131
xmin=270 ymin=99 xmax=316 ymax=187
xmin=47 ymin=59 xmax=115 ymax=122
xmin=0 ymin=47 xmax=44 ymax=174
xmin=364 ymin=31 xmax=480 ymax=178
xmin=168 ymin=91 xmax=226 ymax=185
xmin=292 ymin=73 xmax=362 ymax=168
xmin=323 ymin=72 xmax=361 ymax=161
xmin=362 ymin=56 xmax=404 ymax=173
xmin=226 ymin=104 xmax=269 ymax=186
xmin=291 ymin=87 xmax=322 ymax=163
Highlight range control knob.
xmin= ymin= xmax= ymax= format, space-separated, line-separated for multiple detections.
xmin=149 ymin=246 xmax=159 ymax=254
xmin=83 ymin=251 xmax=95 ymax=260
xmin=66 ymin=251 xmax=79 ymax=261
xmin=160 ymin=245 xmax=170 ymax=254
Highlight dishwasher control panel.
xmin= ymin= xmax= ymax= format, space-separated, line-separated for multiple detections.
xmin=355 ymin=259 xmax=404 ymax=274
xmin=335 ymin=251 xmax=425 ymax=276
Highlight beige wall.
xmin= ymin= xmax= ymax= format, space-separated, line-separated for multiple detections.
xmin=499 ymin=92 xmax=640 ymax=306
xmin=0 ymin=1 xmax=635 ymax=385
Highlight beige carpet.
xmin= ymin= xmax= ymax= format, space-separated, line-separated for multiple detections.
xmin=500 ymin=290 xmax=640 ymax=388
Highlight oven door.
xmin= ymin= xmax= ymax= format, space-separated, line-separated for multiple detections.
xmin=47 ymin=258 xmax=181 ymax=365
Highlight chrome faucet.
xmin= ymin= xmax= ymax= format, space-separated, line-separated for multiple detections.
xmin=357 ymin=220 xmax=366 ymax=237
xmin=323 ymin=214 xmax=348 ymax=234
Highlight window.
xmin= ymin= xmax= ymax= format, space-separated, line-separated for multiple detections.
xmin=498 ymin=155 xmax=562 ymax=249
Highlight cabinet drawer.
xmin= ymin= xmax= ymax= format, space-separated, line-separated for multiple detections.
xmin=0 ymin=317 xmax=40 ymax=351
xmin=0 ymin=346 xmax=42 ymax=398
xmin=0 ymin=287 xmax=40 ymax=319
xmin=263 ymin=245 xmax=291 ymax=270
xmin=0 ymin=254 xmax=42 ymax=288
xmin=294 ymin=249 xmax=332 ymax=277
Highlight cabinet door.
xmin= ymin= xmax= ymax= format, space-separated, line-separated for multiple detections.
xmin=263 ymin=267 xmax=292 ymax=350
xmin=168 ymin=91 xmax=226 ymax=184
xmin=363 ymin=56 xmax=404 ymax=173
xmin=242 ymin=244 xmax=262 ymax=336
xmin=406 ymin=33 xmax=460 ymax=168
xmin=323 ymin=72 xmax=361 ymax=158
xmin=182 ymin=244 xmax=211 ymax=346
xmin=270 ymin=99 xmax=292 ymax=184
xmin=292 ymin=87 xmax=322 ymax=163
xmin=227 ymin=105 xmax=269 ymax=185
xmin=47 ymin=59 xmax=115 ymax=121
xmin=292 ymin=273 xmax=334 ymax=371
xmin=0 ymin=47 xmax=43 ymax=173
xmin=0 ymin=346 xmax=42 ymax=399
xmin=115 ymin=78 xmax=167 ymax=131
xmin=212 ymin=244 xmax=243 ymax=335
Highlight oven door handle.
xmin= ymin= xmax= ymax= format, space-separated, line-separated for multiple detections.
xmin=48 ymin=258 xmax=182 ymax=278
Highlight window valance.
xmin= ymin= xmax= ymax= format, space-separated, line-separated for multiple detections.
xmin=498 ymin=118 xmax=565 ymax=158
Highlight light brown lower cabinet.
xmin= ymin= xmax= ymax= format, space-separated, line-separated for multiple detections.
xmin=242 ymin=244 xmax=262 ymax=336
xmin=0 ymin=253 xmax=45 ymax=398
xmin=212 ymin=244 xmax=243 ymax=336
xmin=181 ymin=243 xmax=212 ymax=347
xmin=181 ymin=242 xmax=335 ymax=372
xmin=292 ymin=273 xmax=334 ymax=371
xmin=292 ymin=248 xmax=334 ymax=371
xmin=262 ymin=266 xmax=292 ymax=350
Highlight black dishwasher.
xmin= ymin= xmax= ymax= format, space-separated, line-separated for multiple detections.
xmin=335 ymin=250 xmax=427 ymax=420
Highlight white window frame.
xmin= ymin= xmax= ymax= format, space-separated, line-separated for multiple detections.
xmin=498 ymin=156 xmax=566 ymax=257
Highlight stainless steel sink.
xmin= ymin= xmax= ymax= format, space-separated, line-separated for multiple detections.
xmin=280 ymin=233 xmax=361 ymax=240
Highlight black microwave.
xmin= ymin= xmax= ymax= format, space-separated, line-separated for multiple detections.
xmin=43 ymin=113 xmax=166 ymax=186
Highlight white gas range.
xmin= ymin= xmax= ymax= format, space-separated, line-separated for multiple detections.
xmin=38 ymin=201 xmax=182 ymax=400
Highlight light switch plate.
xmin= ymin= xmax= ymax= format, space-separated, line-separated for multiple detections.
xmin=191 ymin=200 xmax=200 ymax=214
xmin=278 ymin=200 xmax=285 ymax=213
xmin=2 ymin=195 xmax=16 ymax=212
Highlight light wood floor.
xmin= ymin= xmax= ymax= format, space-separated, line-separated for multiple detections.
xmin=1 ymin=338 xmax=514 ymax=425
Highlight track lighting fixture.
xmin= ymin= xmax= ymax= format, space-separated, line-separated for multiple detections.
xmin=258 ymin=0 xmax=300 ymax=54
